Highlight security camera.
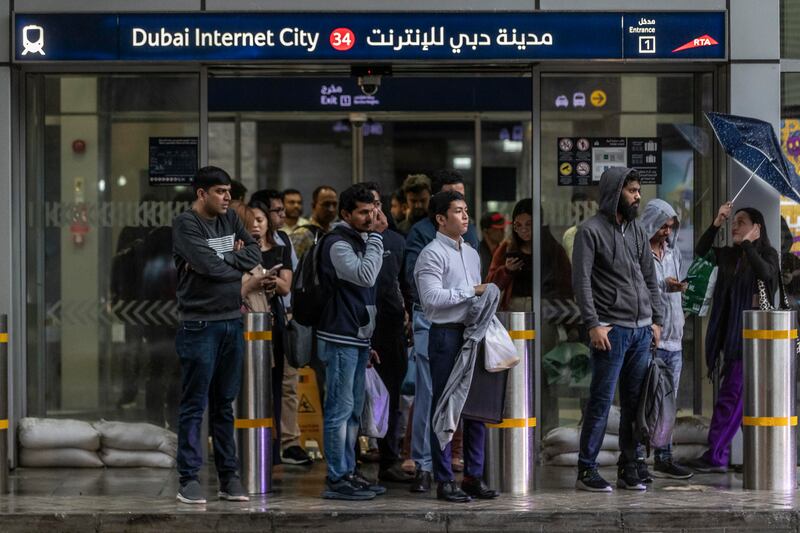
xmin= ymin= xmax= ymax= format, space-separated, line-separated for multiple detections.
xmin=357 ymin=75 xmax=381 ymax=96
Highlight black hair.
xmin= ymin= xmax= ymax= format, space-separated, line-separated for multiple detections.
xmin=623 ymin=170 xmax=640 ymax=188
xmin=431 ymin=169 xmax=465 ymax=194
xmin=229 ymin=180 xmax=247 ymax=201
xmin=339 ymin=184 xmax=376 ymax=215
xmin=248 ymin=198 xmax=278 ymax=246
xmin=736 ymin=207 xmax=772 ymax=252
xmin=509 ymin=198 xmax=534 ymax=252
xmin=282 ymin=188 xmax=302 ymax=199
xmin=429 ymin=190 xmax=465 ymax=229
xmin=392 ymin=188 xmax=406 ymax=204
xmin=359 ymin=181 xmax=381 ymax=196
xmin=193 ymin=166 xmax=231 ymax=193
xmin=312 ymin=185 xmax=337 ymax=205
xmin=250 ymin=189 xmax=283 ymax=207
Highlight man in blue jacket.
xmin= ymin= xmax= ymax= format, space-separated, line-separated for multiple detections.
xmin=572 ymin=168 xmax=664 ymax=493
xmin=172 ymin=166 xmax=261 ymax=504
xmin=404 ymin=170 xmax=479 ymax=492
xmin=317 ymin=184 xmax=388 ymax=500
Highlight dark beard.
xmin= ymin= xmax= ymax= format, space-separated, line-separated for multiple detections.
xmin=617 ymin=201 xmax=639 ymax=222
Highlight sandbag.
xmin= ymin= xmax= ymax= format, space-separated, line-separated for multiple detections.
xmin=18 ymin=418 xmax=101 ymax=451
xmin=20 ymin=447 xmax=103 ymax=467
xmin=545 ymin=451 xmax=618 ymax=467
xmin=99 ymin=448 xmax=176 ymax=468
xmin=672 ymin=416 xmax=710 ymax=445
xmin=93 ymin=420 xmax=177 ymax=457
xmin=671 ymin=444 xmax=708 ymax=462
xmin=542 ymin=426 xmax=619 ymax=457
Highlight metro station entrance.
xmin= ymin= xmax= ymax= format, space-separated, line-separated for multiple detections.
xmin=206 ymin=74 xmax=534 ymax=220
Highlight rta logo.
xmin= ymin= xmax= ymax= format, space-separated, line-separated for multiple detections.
xmin=21 ymin=25 xmax=46 ymax=56
xmin=672 ymin=34 xmax=718 ymax=53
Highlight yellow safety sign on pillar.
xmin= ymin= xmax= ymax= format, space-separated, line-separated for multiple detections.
xmin=297 ymin=367 xmax=324 ymax=457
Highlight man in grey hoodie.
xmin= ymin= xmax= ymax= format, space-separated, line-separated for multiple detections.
xmin=573 ymin=168 xmax=664 ymax=492
xmin=640 ymin=199 xmax=693 ymax=480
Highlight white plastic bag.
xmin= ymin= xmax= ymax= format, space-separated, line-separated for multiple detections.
xmin=484 ymin=317 xmax=520 ymax=372
xmin=361 ymin=366 xmax=389 ymax=438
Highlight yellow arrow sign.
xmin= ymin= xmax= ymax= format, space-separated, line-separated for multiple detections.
xmin=591 ymin=89 xmax=607 ymax=108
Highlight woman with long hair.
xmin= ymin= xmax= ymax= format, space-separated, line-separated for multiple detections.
xmin=487 ymin=199 xmax=534 ymax=311
xmin=687 ymin=202 xmax=779 ymax=473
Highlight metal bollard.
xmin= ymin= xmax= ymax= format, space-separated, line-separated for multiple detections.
xmin=484 ymin=311 xmax=535 ymax=494
xmin=0 ymin=314 xmax=7 ymax=494
xmin=742 ymin=310 xmax=797 ymax=491
xmin=236 ymin=312 xmax=274 ymax=495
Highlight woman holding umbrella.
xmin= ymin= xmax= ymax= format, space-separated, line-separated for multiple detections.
xmin=686 ymin=202 xmax=779 ymax=473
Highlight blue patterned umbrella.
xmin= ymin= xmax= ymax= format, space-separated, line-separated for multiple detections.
xmin=705 ymin=112 xmax=800 ymax=204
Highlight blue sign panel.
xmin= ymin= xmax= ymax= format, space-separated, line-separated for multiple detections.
xmin=13 ymin=12 xmax=726 ymax=62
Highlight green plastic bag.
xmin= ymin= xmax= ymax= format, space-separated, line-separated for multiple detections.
xmin=682 ymin=252 xmax=718 ymax=316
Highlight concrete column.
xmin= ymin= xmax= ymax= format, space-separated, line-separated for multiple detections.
xmin=727 ymin=0 xmax=781 ymax=465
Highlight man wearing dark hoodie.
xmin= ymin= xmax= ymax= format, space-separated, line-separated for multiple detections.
xmin=573 ymin=168 xmax=664 ymax=492
xmin=640 ymin=199 xmax=693 ymax=480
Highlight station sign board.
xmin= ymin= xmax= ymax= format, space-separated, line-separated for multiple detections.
xmin=14 ymin=12 xmax=726 ymax=62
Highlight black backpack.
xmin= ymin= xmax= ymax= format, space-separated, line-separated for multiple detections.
xmin=291 ymin=225 xmax=365 ymax=327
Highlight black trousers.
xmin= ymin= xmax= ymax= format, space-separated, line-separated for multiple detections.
xmin=372 ymin=315 xmax=408 ymax=469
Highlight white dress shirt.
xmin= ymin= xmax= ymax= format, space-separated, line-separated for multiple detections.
xmin=414 ymin=231 xmax=482 ymax=324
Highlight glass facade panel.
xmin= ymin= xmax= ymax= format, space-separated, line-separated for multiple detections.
xmin=25 ymin=74 xmax=200 ymax=427
xmin=539 ymin=73 xmax=715 ymax=435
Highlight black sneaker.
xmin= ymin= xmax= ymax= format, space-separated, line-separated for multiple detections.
xmin=617 ymin=463 xmax=646 ymax=490
xmin=322 ymin=476 xmax=376 ymax=501
xmin=685 ymin=457 xmax=727 ymax=474
xmin=636 ymin=459 xmax=653 ymax=484
xmin=653 ymin=459 xmax=694 ymax=479
xmin=350 ymin=471 xmax=387 ymax=496
xmin=218 ymin=477 xmax=250 ymax=501
xmin=282 ymin=445 xmax=314 ymax=466
xmin=575 ymin=468 xmax=612 ymax=492
xmin=177 ymin=479 xmax=207 ymax=504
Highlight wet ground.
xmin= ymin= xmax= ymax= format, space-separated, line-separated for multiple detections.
xmin=0 ymin=462 xmax=799 ymax=532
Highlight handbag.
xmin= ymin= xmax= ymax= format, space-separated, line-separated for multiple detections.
xmin=484 ymin=317 xmax=520 ymax=372
xmin=756 ymin=278 xmax=800 ymax=355
xmin=284 ymin=319 xmax=313 ymax=368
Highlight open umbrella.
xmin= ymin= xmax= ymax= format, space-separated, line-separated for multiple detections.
xmin=705 ymin=112 xmax=800 ymax=204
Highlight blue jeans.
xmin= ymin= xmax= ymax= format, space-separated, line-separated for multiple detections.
xmin=578 ymin=325 xmax=652 ymax=470
xmin=176 ymin=318 xmax=244 ymax=485
xmin=317 ymin=338 xmax=369 ymax=481
xmin=653 ymin=349 xmax=682 ymax=462
xmin=410 ymin=307 xmax=433 ymax=473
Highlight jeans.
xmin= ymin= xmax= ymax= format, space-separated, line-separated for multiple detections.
xmin=653 ymin=349 xmax=683 ymax=462
xmin=429 ymin=324 xmax=486 ymax=482
xmin=176 ymin=318 xmax=244 ymax=485
xmin=410 ymin=307 xmax=433 ymax=473
xmin=317 ymin=338 xmax=369 ymax=481
xmin=578 ymin=325 xmax=652 ymax=470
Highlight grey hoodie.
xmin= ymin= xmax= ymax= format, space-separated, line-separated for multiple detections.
xmin=572 ymin=167 xmax=664 ymax=330
xmin=641 ymin=199 xmax=684 ymax=352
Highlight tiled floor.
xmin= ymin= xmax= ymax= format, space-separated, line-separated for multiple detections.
xmin=0 ymin=462 xmax=799 ymax=532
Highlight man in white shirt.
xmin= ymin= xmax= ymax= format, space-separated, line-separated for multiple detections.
xmin=414 ymin=190 xmax=499 ymax=503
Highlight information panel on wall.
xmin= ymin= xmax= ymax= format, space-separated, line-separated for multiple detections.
xmin=557 ymin=137 xmax=662 ymax=186
xmin=149 ymin=137 xmax=198 ymax=186
xmin=13 ymin=11 xmax=726 ymax=62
